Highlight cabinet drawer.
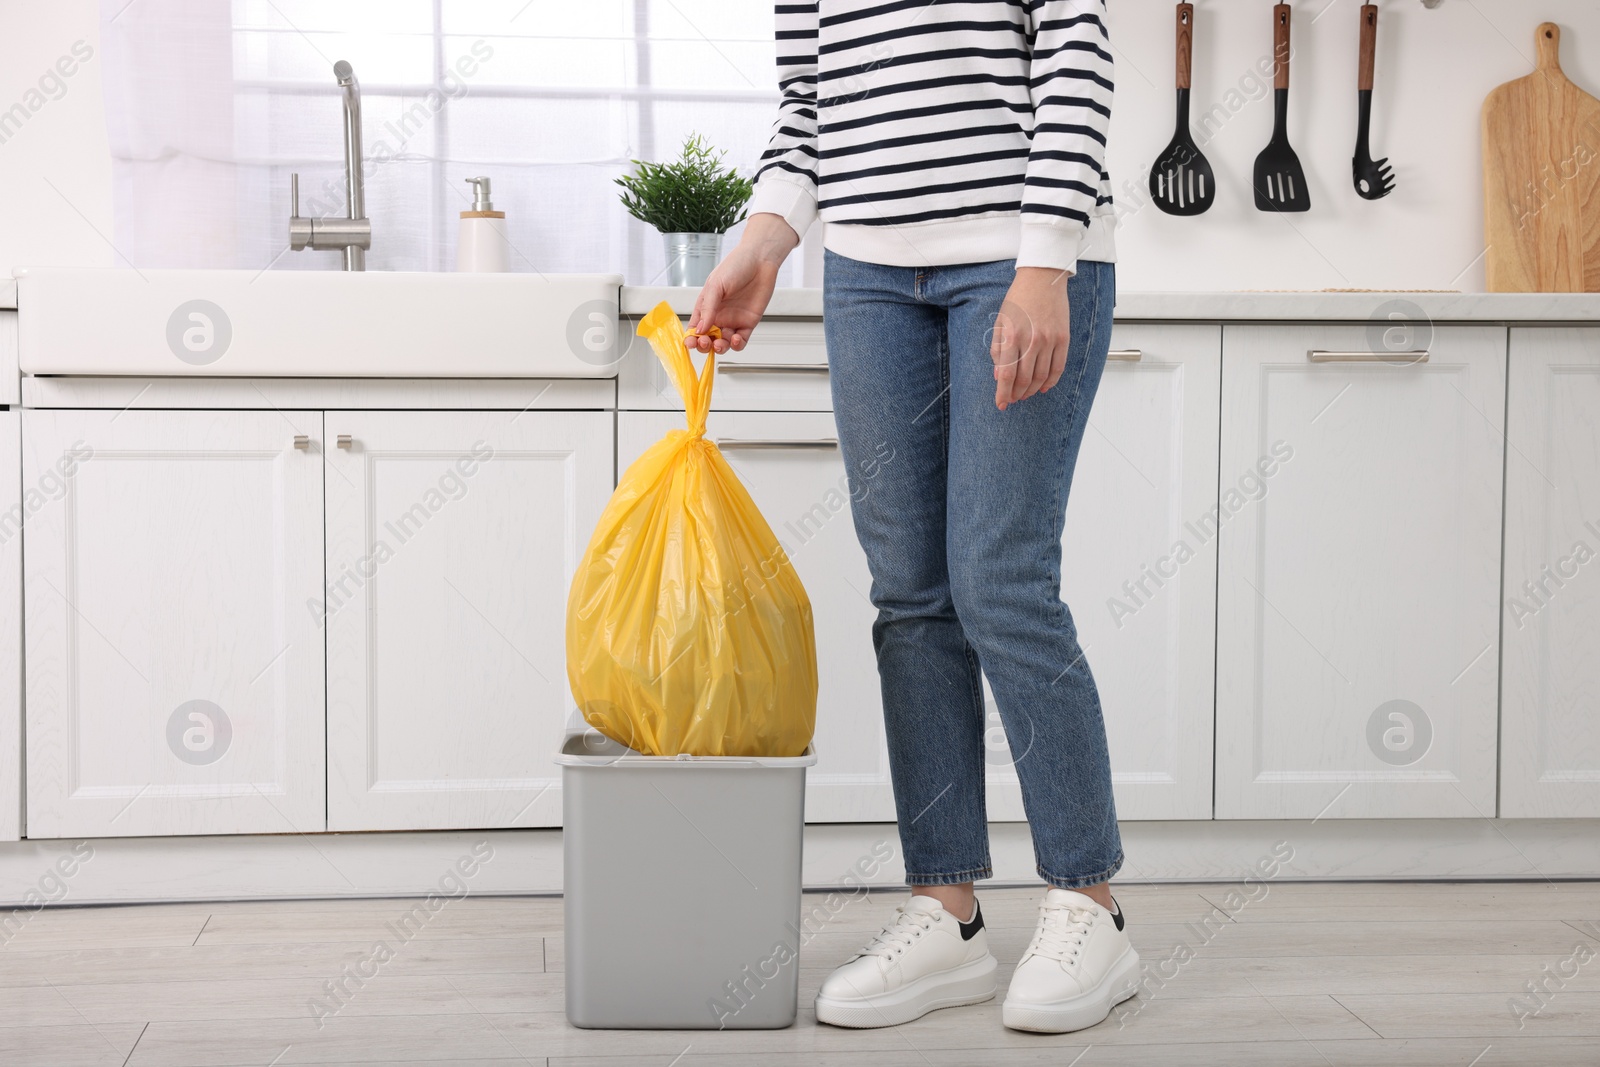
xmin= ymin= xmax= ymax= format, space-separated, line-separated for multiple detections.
xmin=618 ymin=317 xmax=831 ymax=411
xmin=1215 ymin=324 xmax=1506 ymax=819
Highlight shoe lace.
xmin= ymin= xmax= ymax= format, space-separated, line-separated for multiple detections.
xmin=1027 ymin=900 xmax=1096 ymax=965
xmin=858 ymin=905 xmax=938 ymax=961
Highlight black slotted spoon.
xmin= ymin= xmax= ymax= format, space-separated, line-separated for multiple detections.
xmin=1149 ymin=3 xmax=1215 ymax=216
xmin=1254 ymin=3 xmax=1311 ymax=212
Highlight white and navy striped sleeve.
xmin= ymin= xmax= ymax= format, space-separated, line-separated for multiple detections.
xmin=748 ymin=2 xmax=821 ymax=239
xmin=1017 ymin=0 xmax=1113 ymax=273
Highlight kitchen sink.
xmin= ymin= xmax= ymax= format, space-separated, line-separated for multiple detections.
xmin=14 ymin=268 xmax=625 ymax=377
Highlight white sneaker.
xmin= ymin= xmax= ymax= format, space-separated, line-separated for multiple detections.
xmin=814 ymin=895 xmax=998 ymax=1028
xmin=1002 ymin=888 xmax=1141 ymax=1032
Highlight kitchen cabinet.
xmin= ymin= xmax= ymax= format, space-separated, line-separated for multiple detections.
xmin=12 ymin=285 xmax=1593 ymax=854
xmin=1215 ymin=326 xmax=1506 ymax=819
xmin=0 ymin=410 xmax=20 ymax=841
xmin=1501 ymin=328 xmax=1600 ymax=817
xmin=617 ymin=410 xmax=893 ymax=820
xmin=621 ymin=325 xmax=1221 ymax=824
xmin=22 ymin=410 xmax=326 ymax=838
xmin=986 ymin=325 xmax=1222 ymax=822
xmin=324 ymin=410 xmax=613 ymax=831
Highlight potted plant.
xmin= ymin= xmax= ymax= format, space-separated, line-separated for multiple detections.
xmin=616 ymin=134 xmax=754 ymax=286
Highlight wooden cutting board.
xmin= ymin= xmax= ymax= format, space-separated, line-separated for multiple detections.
xmin=1482 ymin=23 xmax=1600 ymax=292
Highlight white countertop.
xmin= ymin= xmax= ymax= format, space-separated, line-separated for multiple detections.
xmin=623 ymin=286 xmax=1600 ymax=322
xmin=1113 ymin=291 xmax=1600 ymax=322
xmin=9 ymin=276 xmax=1600 ymax=323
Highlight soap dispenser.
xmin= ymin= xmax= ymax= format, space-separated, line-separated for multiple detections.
xmin=457 ymin=176 xmax=510 ymax=272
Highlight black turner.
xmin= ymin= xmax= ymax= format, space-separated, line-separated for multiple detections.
xmin=1149 ymin=3 xmax=1215 ymax=216
xmin=1253 ymin=3 xmax=1311 ymax=212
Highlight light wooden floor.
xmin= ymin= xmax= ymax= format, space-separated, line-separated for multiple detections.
xmin=3 ymin=881 xmax=1599 ymax=1066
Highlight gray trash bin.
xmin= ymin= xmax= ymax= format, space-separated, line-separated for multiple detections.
xmin=558 ymin=731 xmax=817 ymax=1029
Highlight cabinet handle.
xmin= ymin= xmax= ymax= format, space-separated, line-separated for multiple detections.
xmin=336 ymin=434 xmax=353 ymax=449
xmin=1107 ymin=349 xmax=1143 ymax=362
xmin=717 ymin=360 xmax=830 ymax=374
xmin=293 ymin=435 xmax=309 ymax=450
xmin=1307 ymin=349 xmax=1430 ymax=363
xmin=714 ymin=438 xmax=839 ymax=451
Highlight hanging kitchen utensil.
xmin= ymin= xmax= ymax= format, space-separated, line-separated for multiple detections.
xmin=1353 ymin=3 xmax=1394 ymax=199
xmin=1483 ymin=22 xmax=1600 ymax=292
xmin=1253 ymin=3 xmax=1310 ymax=212
xmin=1149 ymin=3 xmax=1215 ymax=215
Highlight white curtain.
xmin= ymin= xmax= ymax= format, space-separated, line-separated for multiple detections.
xmin=99 ymin=0 xmax=816 ymax=285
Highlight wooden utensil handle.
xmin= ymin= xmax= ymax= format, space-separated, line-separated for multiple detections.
xmin=1536 ymin=22 xmax=1561 ymax=71
xmin=1358 ymin=4 xmax=1377 ymax=91
xmin=1176 ymin=3 xmax=1194 ymax=90
xmin=1274 ymin=4 xmax=1291 ymax=90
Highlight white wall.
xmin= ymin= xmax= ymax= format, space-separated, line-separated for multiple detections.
xmin=0 ymin=0 xmax=111 ymax=276
xmin=3 ymin=1 xmax=1600 ymax=291
xmin=1104 ymin=0 xmax=1600 ymax=292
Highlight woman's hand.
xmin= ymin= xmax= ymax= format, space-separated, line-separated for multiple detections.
xmin=991 ymin=266 xmax=1072 ymax=410
xmin=686 ymin=213 xmax=800 ymax=354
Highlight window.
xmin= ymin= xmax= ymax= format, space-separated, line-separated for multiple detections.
xmin=101 ymin=0 xmax=806 ymax=283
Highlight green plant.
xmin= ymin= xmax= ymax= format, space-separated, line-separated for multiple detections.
xmin=615 ymin=134 xmax=754 ymax=234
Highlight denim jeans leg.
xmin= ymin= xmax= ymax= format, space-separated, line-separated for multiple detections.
xmin=939 ymin=259 xmax=1125 ymax=889
xmin=822 ymin=251 xmax=992 ymax=886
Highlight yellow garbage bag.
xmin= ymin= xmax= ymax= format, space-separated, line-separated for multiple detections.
xmin=564 ymin=302 xmax=818 ymax=757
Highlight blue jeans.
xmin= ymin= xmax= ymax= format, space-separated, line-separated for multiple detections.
xmin=822 ymin=250 xmax=1122 ymax=890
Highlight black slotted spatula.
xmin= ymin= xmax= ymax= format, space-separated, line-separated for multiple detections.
xmin=1149 ymin=3 xmax=1215 ymax=215
xmin=1253 ymin=3 xmax=1311 ymax=212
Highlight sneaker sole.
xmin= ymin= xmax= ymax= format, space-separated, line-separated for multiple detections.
xmin=815 ymin=954 xmax=999 ymax=1029
xmin=1002 ymin=947 xmax=1141 ymax=1034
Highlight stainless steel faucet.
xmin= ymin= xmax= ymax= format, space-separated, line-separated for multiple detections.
xmin=289 ymin=60 xmax=372 ymax=270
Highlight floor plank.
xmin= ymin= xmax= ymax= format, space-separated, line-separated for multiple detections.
xmin=0 ymin=937 xmax=548 ymax=988
xmin=542 ymin=915 xmax=1596 ymax=974
xmin=1116 ymin=951 xmax=1600 ymax=997
xmin=1197 ymin=880 xmax=1600 ymax=924
xmin=1336 ymin=990 xmax=1600 ymax=1039
xmin=545 ymin=1038 xmax=1600 ymax=1066
xmin=192 ymin=901 xmax=563 ymax=946
xmin=0 ymin=1022 xmax=149 ymax=1067
xmin=0 ymin=903 xmax=213 ymax=950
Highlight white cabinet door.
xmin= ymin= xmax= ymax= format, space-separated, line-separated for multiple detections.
xmin=985 ymin=325 xmax=1221 ymax=821
xmin=0 ymin=410 xmax=20 ymax=841
xmin=1216 ymin=326 xmax=1506 ymax=819
xmin=1501 ymin=329 xmax=1600 ymax=817
xmin=324 ymin=411 xmax=612 ymax=831
xmin=617 ymin=411 xmax=893 ymax=821
xmin=23 ymin=410 xmax=326 ymax=837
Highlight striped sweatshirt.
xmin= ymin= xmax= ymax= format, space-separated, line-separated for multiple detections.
xmin=749 ymin=0 xmax=1116 ymax=274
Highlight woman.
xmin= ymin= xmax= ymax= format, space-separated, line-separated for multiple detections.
xmin=689 ymin=0 xmax=1136 ymax=1034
